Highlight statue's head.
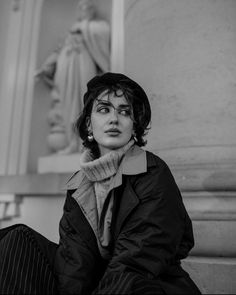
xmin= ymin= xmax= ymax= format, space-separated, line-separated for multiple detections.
xmin=76 ymin=0 xmax=95 ymax=21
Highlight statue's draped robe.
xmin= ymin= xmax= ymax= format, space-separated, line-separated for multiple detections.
xmin=54 ymin=19 xmax=110 ymax=146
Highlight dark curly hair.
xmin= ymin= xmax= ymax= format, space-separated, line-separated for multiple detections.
xmin=75 ymin=72 xmax=151 ymax=152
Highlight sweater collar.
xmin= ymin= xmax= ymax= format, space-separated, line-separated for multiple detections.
xmin=79 ymin=140 xmax=134 ymax=182
xmin=65 ymin=144 xmax=147 ymax=190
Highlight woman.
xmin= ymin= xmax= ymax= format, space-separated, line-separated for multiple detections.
xmin=0 ymin=72 xmax=201 ymax=294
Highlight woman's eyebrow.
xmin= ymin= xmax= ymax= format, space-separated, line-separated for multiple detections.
xmin=118 ymin=104 xmax=131 ymax=109
xmin=95 ymin=100 xmax=131 ymax=109
xmin=95 ymin=100 xmax=110 ymax=106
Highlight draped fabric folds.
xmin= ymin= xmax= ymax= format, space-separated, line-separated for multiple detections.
xmin=53 ymin=19 xmax=110 ymax=145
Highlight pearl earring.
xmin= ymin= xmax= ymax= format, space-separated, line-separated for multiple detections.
xmin=88 ymin=133 xmax=94 ymax=142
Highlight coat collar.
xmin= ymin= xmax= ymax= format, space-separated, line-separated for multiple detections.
xmin=63 ymin=146 xmax=159 ymax=244
xmin=64 ymin=145 xmax=147 ymax=191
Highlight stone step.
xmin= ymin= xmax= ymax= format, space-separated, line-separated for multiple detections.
xmin=182 ymin=256 xmax=236 ymax=294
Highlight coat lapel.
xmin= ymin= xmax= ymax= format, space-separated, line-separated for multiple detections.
xmin=113 ymin=178 xmax=140 ymax=240
xmin=63 ymin=194 xmax=99 ymax=253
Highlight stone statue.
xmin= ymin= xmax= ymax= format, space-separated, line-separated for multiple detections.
xmin=36 ymin=0 xmax=110 ymax=154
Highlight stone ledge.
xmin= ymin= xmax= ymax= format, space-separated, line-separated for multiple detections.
xmin=0 ymin=173 xmax=70 ymax=195
xmin=1 ymin=162 xmax=236 ymax=195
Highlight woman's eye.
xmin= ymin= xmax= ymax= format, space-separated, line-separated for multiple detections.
xmin=97 ymin=107 xmax=109 ymax=113
xmin=119 ymin=109 xmax=131 ymax=116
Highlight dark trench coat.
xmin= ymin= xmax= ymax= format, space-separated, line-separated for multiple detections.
xmin=54 ymin=146 xmax=201 ymax=294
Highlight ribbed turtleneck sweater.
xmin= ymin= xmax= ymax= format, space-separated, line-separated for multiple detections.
xmin=79 ymin=140 xmax=134 ymax=258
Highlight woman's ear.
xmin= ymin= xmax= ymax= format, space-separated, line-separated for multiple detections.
xmin=86 ymin=117 xmax=92 ymax=132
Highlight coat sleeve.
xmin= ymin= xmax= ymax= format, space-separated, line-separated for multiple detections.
xmin=94 ymin=161 xmax=194 ymax=294
xmin=54 ymin=193 xmax=105 ymax=295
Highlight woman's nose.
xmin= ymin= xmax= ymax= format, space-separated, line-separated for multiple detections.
xmin=109 ymin=108 xmax=119 ymax=123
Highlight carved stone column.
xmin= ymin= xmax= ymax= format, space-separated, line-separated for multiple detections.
xmin=124 ymin=0 xmax=236 ymax=293
xmin=125 ymin=0 xmax=236 ymax=165
xmin=0 ymin=0 xmax=43 ymax=175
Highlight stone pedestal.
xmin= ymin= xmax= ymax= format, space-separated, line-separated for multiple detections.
xmin=38 ymin=153 xmax=81 ymax=174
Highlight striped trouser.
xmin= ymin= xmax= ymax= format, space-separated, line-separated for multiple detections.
xmin=0 ymin=224 xmax=58 ymax=294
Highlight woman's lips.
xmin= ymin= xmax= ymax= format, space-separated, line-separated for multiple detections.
xmin=105 ymin=129 xmax=121 ymax=136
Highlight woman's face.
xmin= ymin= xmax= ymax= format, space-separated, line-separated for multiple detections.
xmin=88 ymin=91 xmax=134 ymax=156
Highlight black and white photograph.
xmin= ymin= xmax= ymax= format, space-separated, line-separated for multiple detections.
xmin=0 ymin=0 xmax=236 ymax=294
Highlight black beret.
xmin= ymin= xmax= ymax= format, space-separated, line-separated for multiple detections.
xmin=84 ymin=72 xmax=149 ymax=106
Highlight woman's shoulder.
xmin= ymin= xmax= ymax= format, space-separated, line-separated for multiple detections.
xmin=124 ymin=147 xmax=175 ymax=190
xmin=149 ymin=153 xmax=174 ymax=180
xmin=145 ymin=149 xmax=170 ymax=170
xmin=122 ymin=145 xmax=169 ymax=175
xmin=132 ymin=146 xmax=173 ymax=176
xmin=125 ymin=150 xmax=179 ymax=204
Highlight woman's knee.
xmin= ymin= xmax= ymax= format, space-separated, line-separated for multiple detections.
xmin=14 ymin=224 xmax=32 ymax=233
xmin=0 ymin=224 xmax=32 ymax=243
